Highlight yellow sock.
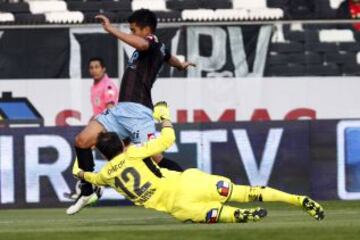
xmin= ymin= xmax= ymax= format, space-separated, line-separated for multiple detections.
xmin=230 ymin=185 xmax=301 ymax=207
xmin=218 ymin=205 xmax=238 ymax=223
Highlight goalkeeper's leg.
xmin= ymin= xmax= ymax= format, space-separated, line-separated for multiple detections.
xmin=229 ymin=185 xmax=324 ymax=220
xmin=172 ymin=202 xmax=266 ymax=223
xmin=217 ymin=205 xmax=267 ymax=223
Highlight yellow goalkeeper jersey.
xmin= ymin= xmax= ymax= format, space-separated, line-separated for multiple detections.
xmin=83 ymin=127 xmax=181 ymax=213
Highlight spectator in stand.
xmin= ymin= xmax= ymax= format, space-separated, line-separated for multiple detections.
xmin=337 ymin=0 xmax=360 ymax=31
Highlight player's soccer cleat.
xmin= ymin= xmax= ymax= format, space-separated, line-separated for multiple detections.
xmin=66 ymin=191 xmax=99 ymax=215
xmin=300 ymin=196 xmax=325 ymax=221
xmin=234 ymin=207 xmax=267 ymax=223
xmin=64 ymin=182 xmax=104 ymax=201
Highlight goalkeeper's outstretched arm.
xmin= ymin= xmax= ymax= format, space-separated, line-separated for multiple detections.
xmin=127 ymin=102 xmax=175 ymax=159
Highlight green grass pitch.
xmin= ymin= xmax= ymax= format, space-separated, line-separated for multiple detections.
xmin=0 ymin=201 xmax=359 ymax=240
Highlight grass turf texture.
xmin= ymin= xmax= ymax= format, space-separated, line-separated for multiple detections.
xmin=0 ymin=201 xmax=359 ymax=240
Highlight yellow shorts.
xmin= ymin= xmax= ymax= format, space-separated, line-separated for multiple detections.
xmin=169 ymin=169 xmax=233 ymax=223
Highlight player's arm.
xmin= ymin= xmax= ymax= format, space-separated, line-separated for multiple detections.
xmin=167 ymin=55 xmax=196 ymax=71
xmin=95 ymin=15 xmax=149 ymax=51
xmin=127 ymin=102 xmax=175 ymax=159
xmin=77 ymin=171 xmax=106 ymax=186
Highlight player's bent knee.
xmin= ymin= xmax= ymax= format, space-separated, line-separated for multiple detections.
xmin=75 ymin=134 xmax=92 ymax=148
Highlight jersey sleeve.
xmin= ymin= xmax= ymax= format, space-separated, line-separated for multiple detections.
xmin=84 ymin=172 xmax=107 ymax=186
xmin=127 ymin=127 xmax=176 ymax=159
xmin=103 ymin=82 xmax=119 ymax=106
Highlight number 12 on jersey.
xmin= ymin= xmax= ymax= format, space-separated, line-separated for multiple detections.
xmin=114 ymin=167 xmax=152 ymax=199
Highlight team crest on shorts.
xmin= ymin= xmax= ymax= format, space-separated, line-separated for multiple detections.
xmin=147 ymin=133 xmax=155 ymax=140
xmin=216 ymin=181 xmax=230 ymax=197
xmin=206 ymin=208 xmax=219 ymax=223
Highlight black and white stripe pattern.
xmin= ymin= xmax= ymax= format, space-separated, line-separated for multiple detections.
xmin=0 ymin=0 xmax=351 ymax=25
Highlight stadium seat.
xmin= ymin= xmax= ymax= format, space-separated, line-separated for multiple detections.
xmin=267 ymin=0 xmax=288 ymax=9
xmin=315 ymin=0 xmax=337 ymax=19
xmin=306 ymin=63 xmax=340 ymax=75
xmin=304 ymin=52 xmax=323 ymax=64
xmin=338 ymin=42 xmax=360 ymax=51
xmin=14 ymin=13 xmax=45 ymax=24
xmin=167 ymin=0 xmax=232 ymax=10
xmin=232 ymin=0 xmax=267 ymax=9
xmin=324 ymin=52 xmax=356 ymax=64
xmin=232 ymin=0 xmax=284 ymax=20
xmin=267 ymin=52 xmax=322 ymax=65
xmin=304 ymin=30 xmax=320 ymax=42
xmin=285 ymin=31 xmax=306 ymax=42
xmin=181 ymin=9 xmax=214 ymax=21
xmin=267 ymin=54 xmax=288 ymax=65
xmin=305 ymin=42 xmax=338 ymax=52
xmin=101 ymin=1 xmax=132 ymax=12
xmin=319 ymin=29 xmax=355 ymax=42
xmin=342 ymin=64 xmax=360 ymax=75
xmin=45 ymin=11 xmax=84 ymax=23
xmin=28 ymin=1 xmax=67 ymax=14
xmin=0 ymin=2 xmax=30 ymax=14
xmin=0 ymin=12 xmax=15 ymax=22
xmin=132 ymin=0 xmax=167 ymax=11
xmin=270 ymin=42 xmax=305 ymax=53
xmin=265 ymin=64 xmax=306 ymax=76
xmin=67 ymin=2 xmax=102 ymax=12
xmin=329 ymin=0 xmax=346 ymax=9
xmin=154 ymin=11 xmax=181 ymax=22
xmin=248 ymin=8 xmax=284 ymax=20
xmin=199 ymin=0 xmax=232 ymax=9
xmin=166 ymin=0 xmax=201 ymax=10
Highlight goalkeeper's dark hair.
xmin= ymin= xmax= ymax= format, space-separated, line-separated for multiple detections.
xmin=128 ymin=9 xmax=157 ymax=33
xmin=96 ymin=132 xmax=123 ymax=160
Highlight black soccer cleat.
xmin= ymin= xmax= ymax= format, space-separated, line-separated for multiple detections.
xmin=234 ymin=207 xmax=267 ymax=223
xmin=300 ymin=196 xmax=325 ymax=221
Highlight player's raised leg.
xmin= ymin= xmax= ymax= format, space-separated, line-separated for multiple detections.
xmin=66 ymin=120 xmax=105 ymax=215
xmin=229 ymin=185 xmax=324 ymax=220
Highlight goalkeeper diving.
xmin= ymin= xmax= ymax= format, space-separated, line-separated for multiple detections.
xmin=73 ymin=102 xmax=325 ymax=223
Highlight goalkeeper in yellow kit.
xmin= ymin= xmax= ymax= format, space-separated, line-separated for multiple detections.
xmin=74 ymin=102 xmax=325 ymax=223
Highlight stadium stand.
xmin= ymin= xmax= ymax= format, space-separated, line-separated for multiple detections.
xmin=0 ymin=0 xmax=283 ymax=24
xmin=0 ymin=0 xmax=356 ymax=24
xmin=265 ymin=21 xmax=360 ymax=76
xmin=0 ymin=0 xmax=359 ymax=76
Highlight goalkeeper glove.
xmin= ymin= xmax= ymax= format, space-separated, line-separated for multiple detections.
xmin=153 ymin=101 xmax=171 ymax=122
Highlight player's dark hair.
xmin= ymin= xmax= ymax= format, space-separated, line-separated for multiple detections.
xmin=128 ymin=9 xmax=157 ymax=33
xmin=96 ymin=132 xmax=123 ymax=160
xmin=88 ymin=57 xmax=106 ymax=68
